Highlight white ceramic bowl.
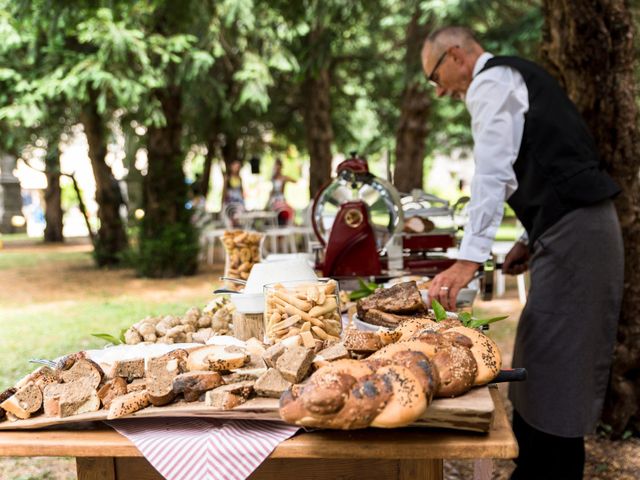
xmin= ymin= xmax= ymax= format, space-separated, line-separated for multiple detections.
xmin=244 ymin=259 xmax=317 ymax=294
xmin=229 ymin=292 xmax=265 ymax=314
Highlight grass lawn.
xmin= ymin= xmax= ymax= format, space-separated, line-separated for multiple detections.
xmin=0 ymin=240 xmax=217 ymax=391
xmin=0 ymin=295 xmax=209 ymax=391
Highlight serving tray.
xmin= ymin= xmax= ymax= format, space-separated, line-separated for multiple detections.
xmin=0 ymin=385 xmax=494 ymax=432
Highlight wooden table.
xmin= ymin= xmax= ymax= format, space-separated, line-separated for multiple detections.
xmin=0 ymin=388 xmax=517 ymax=480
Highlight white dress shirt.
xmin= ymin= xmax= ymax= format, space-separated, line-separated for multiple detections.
xmin=458 ymin=52 xmax=530 ymax=263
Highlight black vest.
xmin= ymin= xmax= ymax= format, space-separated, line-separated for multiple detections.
xmin=479 ymin=56 xmax=620 ymax=245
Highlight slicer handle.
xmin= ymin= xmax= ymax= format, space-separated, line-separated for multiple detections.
xmin=492 ymin=368 xmax=527 ymax=383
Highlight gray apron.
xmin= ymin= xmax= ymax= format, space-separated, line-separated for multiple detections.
xmin=508 ymin=200 xmax=623 ymax=437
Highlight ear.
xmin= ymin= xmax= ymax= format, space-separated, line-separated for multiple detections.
xmin=449 ymin=45 xmax=464 ymax=65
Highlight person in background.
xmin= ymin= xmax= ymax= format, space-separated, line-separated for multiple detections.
xmin=422 ymin=26 xmax=623 ymax=480
xmin=267 ymin=158 xmax=295 ymax=226
xmin=222 ymin=159 xmax=245 ymax=226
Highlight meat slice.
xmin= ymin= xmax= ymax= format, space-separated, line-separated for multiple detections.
xmin=356 ymin=281 xmax=425 ymax=318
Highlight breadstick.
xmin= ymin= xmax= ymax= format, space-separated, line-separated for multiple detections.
xmin=311 ymin=325 xmax=329 ymax=340
xmin=308 ymin=297 xmax=338 ymax=317
xmin=274 ymin=291 xmax=312 ymax=312
xmin=270 ymin=314 xmax=302 ymax=333
xmin=284 ymin=304 xmax=323 ymax=327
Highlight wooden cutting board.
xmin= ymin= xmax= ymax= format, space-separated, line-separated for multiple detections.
xmin=0 ymin=385 xmax=494 ymax=433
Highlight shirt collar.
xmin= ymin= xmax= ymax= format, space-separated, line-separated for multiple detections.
xmin=472 ymin=52 xmax=494 ymax=78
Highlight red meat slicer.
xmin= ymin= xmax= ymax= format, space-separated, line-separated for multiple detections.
xmin=311 ymin=153 xmax=459 ymax=279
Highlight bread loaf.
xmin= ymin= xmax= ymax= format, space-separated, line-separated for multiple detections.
xmin=280 ymin=350 xmax=438 ymax=430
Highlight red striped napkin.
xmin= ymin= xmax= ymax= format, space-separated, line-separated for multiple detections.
xmin=107 ymin=418 xmax=300 ymax=480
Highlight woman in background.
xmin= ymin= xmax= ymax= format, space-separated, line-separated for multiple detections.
xmin=222 ymin=159 xmax=245 ymax=226
xmin=267 ymin=158 xmax=295 ymax=225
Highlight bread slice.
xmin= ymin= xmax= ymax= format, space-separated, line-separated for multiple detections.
xmin=275 ymin=346 xmax=314 ymax=384
xmin=0 ymin=383 xmax=43 ymax=420
xmin=15 ymin=366 xmax=60 ymax=390
xmin=107 ymin=390 xmax=150 ymax=419
xmin=204 ymin=381 xmax=254 ymax=410
xmin=254 ymin=368 xmax=292 ymax=398
xmin=262 ymin=342 xmax=286 ymax=368
xmin=173 ymin=371 xmax=224 ymax=402
xmin=312 ymin=343 xmax=350 ymax=369
xmin=186 ymin=345 xmax=249 ymax=372
xmin=110 ymin=358 xmax=145 ymax=381
xmin=61 ymin=358 xmax=104 ymax=389
xmin=59 ymin=387 xmax=100 ymax=418
xmin=222 ymin=367 xmax=267 ymax=384
xmin=97 ymin=378 xmax=128 ymax=410
xmin=126 ymin=378 xmax=147 ymax=393
xmin=146 ymin=356 xmax=182 ymax=406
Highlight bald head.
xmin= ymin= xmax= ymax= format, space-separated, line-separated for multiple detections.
xmin=422 ymin=27 xmax=482 ymax=64
xmin=421 ymin=26 xmax=484 ymax=100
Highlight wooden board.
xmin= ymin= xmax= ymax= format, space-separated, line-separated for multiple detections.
xmin=0 ymin=385 xmax=494 ymax=433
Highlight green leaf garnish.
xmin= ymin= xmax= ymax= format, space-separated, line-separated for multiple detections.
xmin=431 ymin=299 xmax=447 ymax=322
xmin=458 ymin=311 xmax=472 ymax=326
xmin=91 ymin=333 xmax=123 ymax=345
xmin=350 ymin=278 xmax=378 ymax=301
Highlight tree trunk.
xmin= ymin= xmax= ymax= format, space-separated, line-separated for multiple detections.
xmin=142 ymin=86 xmax=198 ymax=277
xmin=301 ymin=28 xmax=334 ymax=199
xmin=542 ymin=0 xmax=640 ymax=437
xmin=80 ymin=90 xmax=128 ymax=265
xmin=201 ymin=135 xmax=217 ymax=199
xmin=221 ymin=132 xmax=239 ymax=170
xmin=43 ymin=139 xmax=64 ymax=243
xmin=394 ymin=9 xmax=432 ymax=193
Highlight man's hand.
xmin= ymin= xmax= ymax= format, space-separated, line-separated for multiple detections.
xmin=428 ymin=260 xmax=480 ymax=311
xmin=502 ymin=241 xmax=530 ymax=275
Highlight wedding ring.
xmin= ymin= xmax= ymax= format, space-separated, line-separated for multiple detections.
xmin=440 ymin=286 xmax=449 ymax=291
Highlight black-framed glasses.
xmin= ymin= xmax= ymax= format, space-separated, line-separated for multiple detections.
xmin=428 ymin=50 xmax=449 ymax=87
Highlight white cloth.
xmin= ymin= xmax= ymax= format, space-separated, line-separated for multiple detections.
xmin=458 ymin=52 xmax=530 ymax=263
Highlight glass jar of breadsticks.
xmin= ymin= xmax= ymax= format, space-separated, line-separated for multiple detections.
xmin=222 ymin=230 xmax=263 ymax=291
xmin=263 ymin=279 xmax=342 ymax=345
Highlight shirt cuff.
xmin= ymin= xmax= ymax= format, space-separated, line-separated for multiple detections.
xmin=518 ymin=231 xmax=529 ymax=246
xmin=457 ymin=233 xmax=494 ymax=263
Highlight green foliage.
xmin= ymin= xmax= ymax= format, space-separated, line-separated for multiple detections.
xmin=132 ymin=222 xmax=200 ymax=278
xmin=349 ymin=278 xmax=379 ymax=300
xmin=90 ymin=329 xmax=126 ymax=346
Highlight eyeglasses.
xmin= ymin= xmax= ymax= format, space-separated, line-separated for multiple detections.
xmin=427 ymin=50 xmax=449 ymax=87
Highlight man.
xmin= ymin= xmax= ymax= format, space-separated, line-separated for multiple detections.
xmin=422 ymin=27 xmax=623 ymax=479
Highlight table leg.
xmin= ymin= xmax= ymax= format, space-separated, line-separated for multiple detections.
xmin=399 ymin=459 xmax=443 ymax=480
xmin=76 ymin=457 xmax=115 ymax=480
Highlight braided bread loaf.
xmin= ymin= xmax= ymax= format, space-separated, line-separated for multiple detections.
xmin=279 ymin=318 xmax=502 ymax=429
